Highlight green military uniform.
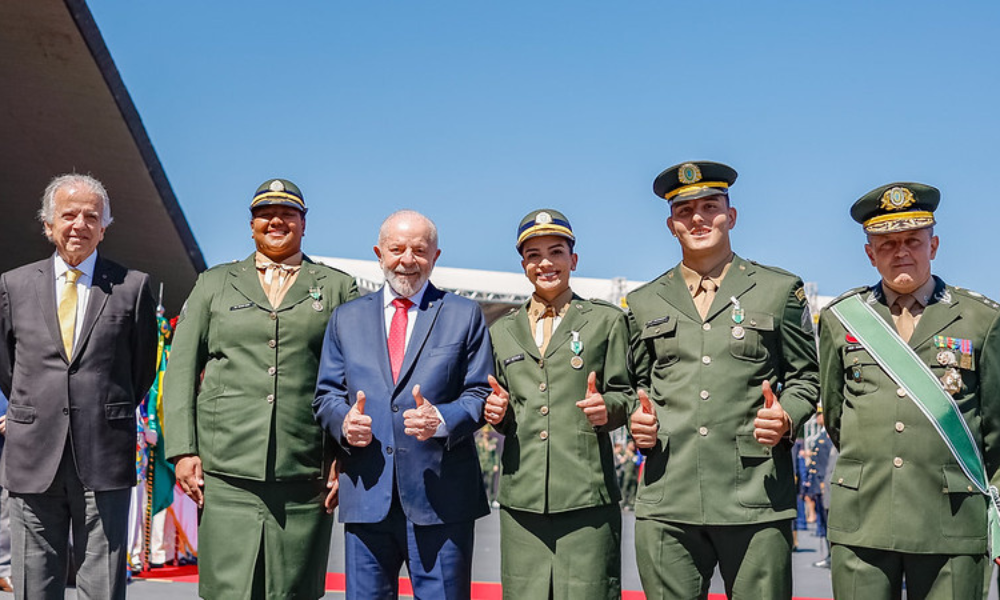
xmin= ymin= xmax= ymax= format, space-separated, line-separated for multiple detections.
xmin=490 ymin=209 xmax=634 ymax=600
xmin=164 ymin=179 xmax=358 ymax=599
xmin=818 ymin=182 xmax=1000 ymax=599
xmin=629 ymin=161 xmax=819 ymax=600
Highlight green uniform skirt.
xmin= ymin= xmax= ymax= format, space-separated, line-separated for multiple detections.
xmin=198 ymin=473 xmax=334 ymax=600
xmin=500 ymin=504 xmax=621 ymax=600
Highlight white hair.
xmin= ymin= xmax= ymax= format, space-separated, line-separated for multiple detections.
xmin=38 ymin=174 xmax=114 ymax=237
xmin=377 ymin=209 xmax=438 ymax=247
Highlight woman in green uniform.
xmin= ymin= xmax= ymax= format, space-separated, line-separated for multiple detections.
xmin=484 ymin=209 xmax=634 ymax=599
xmin=164 ymin=179 xmax=358 ymax=599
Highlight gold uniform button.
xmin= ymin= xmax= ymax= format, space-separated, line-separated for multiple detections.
xmin=895 ymin=421 xmax=905 ymax=432
xmin=968 ymin=485 xmax=975 ymax=492
xmin=852 ymin=357 xmax=860 ymax=364
xmin=268 ymin=339 xmax=276 ymax=348
xmin=702 ymin=323 xmax=711 ymax=331
xmin=893 ymin=457 xmax=903 ymax=468
xmin=270 ymin=312 xmax=277 ymax=320
xmin=698 ymin=427 xmax=708 ymax=436
xmin=896 ymin=387 xmax=906 ymax=397
xmin=702 ymin=356 xmax=711 ymax=365
xmin=539 ymin=382 xmax=547 ymax=392
xmin=837 ymin=477 xmax=844 ymax=484
xmin=268 ymin=366 xmax=276 ymax=376
xmin=539 ymin=430 xmax=549 ymax=440
xmin=700 ymin=390 xmax=710 ymax=400
xmin=266 ymin=394 xmax=274 ymax=403
xmin=540 ymin=406 xmax=549 ymax=416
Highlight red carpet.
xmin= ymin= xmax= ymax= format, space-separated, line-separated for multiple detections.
xmin=136 ymin=567 xmax=829 ymax=599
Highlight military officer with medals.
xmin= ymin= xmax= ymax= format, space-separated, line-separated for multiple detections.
xmin=628 ymin=161 xmax=820 ymax=599
xmin=818 ymin=182 xmax=1000 ymax=599
xmin=484 ymin=209 xmax=634 ymax=599
xmin=164 ymin=179 xmax=358 ymax=599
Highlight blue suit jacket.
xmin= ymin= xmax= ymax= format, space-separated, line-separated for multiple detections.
xmin=314 ymin=283 xmax=492 ymax=526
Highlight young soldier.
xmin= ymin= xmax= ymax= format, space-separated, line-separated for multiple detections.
xmin=628 ymin=161 xmax=819 ymax=599
xmin=484 ymin=209 xmax=633 ymax=599
xmin=818 ymin=182 xmax=1000 ymax=599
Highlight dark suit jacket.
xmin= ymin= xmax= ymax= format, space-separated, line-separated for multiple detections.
xmin=313 ymin=283 xmax=493 ymax=526
xmin=0 ymin=254 xmax=158 ymax=493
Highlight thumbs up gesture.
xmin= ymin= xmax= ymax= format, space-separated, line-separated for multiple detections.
xmin=576 ymin=371 xmax=609 ymax=427
xmin=753 ymin=380 xmax=791 ymax=447
xmin=484 ymin=375 xmax=509 ymax=425
xmin=630 ymin=389 xmax=658 ymax=448
xmin=343 ymin=390 xmax=373 ymax=447
xmin=404 ymin=384 xmax=442 ymax=441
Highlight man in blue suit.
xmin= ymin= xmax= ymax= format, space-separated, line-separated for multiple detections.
xmin=314 ymin=210 xmax=493 ymax=600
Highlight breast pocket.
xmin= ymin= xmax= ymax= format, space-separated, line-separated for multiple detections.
xmin=843 ymin=347 xmax=881 ymax=396
xmin=730 ymin=312 xmax=774 ymax=362
xmin=639 ymin=317 xmax=678 ymax=367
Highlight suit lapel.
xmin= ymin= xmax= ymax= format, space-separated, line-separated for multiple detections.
xmin=278 ymin=256 xmax=323 ymax=312
xmin=545 ymin=295 xmax=591 ymax=357
xmin=656 ymin=265 xmax=701 ymax=323
xmin=909 ymin=279 xmax=961 ymax=349
xmin=229 ymin=254 xmax=271 ymax=310
xmin=395 ymin=284 xmax=444 ymax=393
xmin=704 ymin=257 xmax=756 ymax=324
xmin=33 ymin=258 xmax=64 ymax=361
xmin=364 ymin=291 xmax=394 ymax=389
xmin=508 ymin=303 xmax=541 ymax=361
xmin=74 ymin=256 xmax=113 ymax=363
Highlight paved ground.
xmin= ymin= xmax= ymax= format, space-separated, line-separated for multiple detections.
xmin=43 ymin=509 xmax=1000 ymax=598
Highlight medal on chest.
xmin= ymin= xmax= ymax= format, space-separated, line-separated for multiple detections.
xmin=730 ymin=296 xmax=745 ymax=339
xmin=570 ymin=331 xmax=584 ymax=369
xmin=310 ymin=287 xmax=323 ymax=311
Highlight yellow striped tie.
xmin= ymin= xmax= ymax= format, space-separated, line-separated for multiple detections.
xmin=59 ymin=268 xmax=82 ymax=358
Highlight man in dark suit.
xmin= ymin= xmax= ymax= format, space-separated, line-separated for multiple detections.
xmin=0 ymin=174 xmax=157 ymax=599
xmin=314 ymin=210 xmax=492 ymax=600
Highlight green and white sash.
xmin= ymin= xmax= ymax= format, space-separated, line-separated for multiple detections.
xmin=831 ymin=293 xmax=1000 ymax=562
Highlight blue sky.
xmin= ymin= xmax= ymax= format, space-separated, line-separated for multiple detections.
xmin=87 ymin=1 xmax=1000 ymax=297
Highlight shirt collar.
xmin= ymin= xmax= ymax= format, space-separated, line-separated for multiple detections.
xmin=679 ymin=252 xmax=734 ymax=293
xmin=527 ymin=288 xmax=574 ymax=319
xmin=383 ymin=280 xmax=429 ymax=309
xmin=882 ymin=276 xmax=937 ymax=309
xmin=53 ymin=251 xmax=97 ymax=282
xmin=254 ymin=251 xmax=303 ymax=268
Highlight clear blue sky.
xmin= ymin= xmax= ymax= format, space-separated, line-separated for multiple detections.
xmin=88 ymin=1 xmax=1000 ymax=298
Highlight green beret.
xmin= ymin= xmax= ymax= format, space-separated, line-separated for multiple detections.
xmin=851 ymin=182 xmax=939 ymax=234
xmin=250 ymin=178 xmax=307 ymax=213
xmin=516 ymin=209 xmax=574 ymax=252
xmin=653 ymin=161 xmax=738 ymax=203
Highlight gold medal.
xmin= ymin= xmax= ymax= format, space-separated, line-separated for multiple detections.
xmin=732 ymin=325 xmax=745 ymax=340
xmin=570 ymin=356 xmax=584 ymax=370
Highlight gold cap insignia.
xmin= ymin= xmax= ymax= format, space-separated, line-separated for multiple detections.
xmin=678 ymin=163 xmax=702 ymax=185
xmin=269 ymin=180 xmax=285 ymax=193
xmin=535 ymin=211 xmax=553 ymax=225
xmin=880 ymin=187 xmax=915 ymax=211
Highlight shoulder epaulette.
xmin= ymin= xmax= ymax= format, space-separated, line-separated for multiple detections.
xmin=824 ymin=285 xmax=872 ymax=309
xmin=747 ymin=260 xmax=800 ymax=280
xmin=952 ymin=286 xmax=1000 ymax=310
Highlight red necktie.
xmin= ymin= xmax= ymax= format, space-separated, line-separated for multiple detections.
xmin=388 ymin=297 xmax=414 ymax=382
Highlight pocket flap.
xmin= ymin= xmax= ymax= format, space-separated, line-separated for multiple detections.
xmin=832 ymin=457 xmax=864 ymax=490
xmin=943 ymin=464 xmax=978 ymax=494
xmin=744 ymin=312 xmax=774 ymax=331
xmin=7 ymin=404 xmax=35 ymax=424
xmin=736 ymin=433 xmax=772 ymax=458
xmin=639 ymin=317 xmax=677 ymax=340
xmin=105 ymin=402 xmax=134 ymax=420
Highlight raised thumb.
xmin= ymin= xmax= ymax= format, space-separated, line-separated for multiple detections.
xmin=412 ymin=384 xmax=425 ymax=407
xmin=488 ymin=374 xmax=507 ymax=398
xmin=355 ymin=390 xmax=366 ymax=414
xmin=638 ymin=389 xmax=654 ymax=415
xmin=587 ymin=371 xmax=599 ymax=396
xmin=762 ymin=380 xmax=776 ymax=409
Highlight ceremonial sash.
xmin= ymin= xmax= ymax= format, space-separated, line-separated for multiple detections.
xmin=830 ymin=293 xmax=1000 ymax=562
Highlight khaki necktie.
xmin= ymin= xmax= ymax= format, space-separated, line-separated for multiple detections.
xmin=893 ymin=294 xmax=916 ymax=343
xmin=59 ymin=268 xmax=82 ymax=358
xmin=539 ymin=306 xmax=556 ymax=355
xmin=695 ymin=277 xmax=717 ymax=320
xmin=256 ymin=261 xmax=300 ymax=308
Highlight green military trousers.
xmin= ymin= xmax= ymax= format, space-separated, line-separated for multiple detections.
xmin=198 ymin=473 xmax=334 ymax=600
xmin=830 ymin=543 xmax=986 ymax=600
xmin=634 ymin=518 xmax=793 ymax=600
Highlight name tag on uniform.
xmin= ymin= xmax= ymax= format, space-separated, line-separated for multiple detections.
xmin=645 ymin=316 xmax=670 ymax=327
xmin=504 ymin=354 xmax=525 ymax=366
xmin=230 ymin=302 xmax=255 ymax=311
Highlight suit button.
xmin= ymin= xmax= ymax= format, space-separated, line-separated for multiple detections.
xmin=268 ymin=339 xmax=276 ymax=348
xmin=540 ymin=406 xmax=549 ymax=416
xmin=698 ymin=426 xmax=708 ymax=436
xmin=62 ymin=408 xmax=69 ymax=415
xmin=270 ymin=312 xmax=277 ymax=320
xmin=68 ymin=367 xmax=78 ymax=374
xmin=538 ymin=360 xmax=544 ymax=369
xmin=700 ymin=390 xmax=710 ymax=400
xmin=392 ymin=405 xmax=399 ymax=412
xmin=539 ymin=431 xmax=548 ymax=440
xmin=702 ymin=356 xmax=711 ymax=365
xmin=539 ymin=382 xmax=547 ymax=392
xmin=895 ymin=421 xmax=905 ymax=432
xmin=896 ymin=387 xmax=906 ymax=397
xmin=386 ymin=447 xmax=393 ymax=455
xmin=702 ymin=323 xmax=711 ymax=331
xmin=268 ymin=366 xmax=276 ymax=376
xmin=893 ymin=457 xmax=903 ymax=468
xmin=266 ymin=394 xmax=274 ymax=403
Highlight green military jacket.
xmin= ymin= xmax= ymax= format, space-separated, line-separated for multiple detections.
xmin=490 ymin=295 xmax=634 ymax=513
xmin=818 ymin=278 xmax=1000 ymax=554
xmin=164 ymin=254 xmax=358 ymax=481
xmin=628 ymin=255 xmax=819 ymax=525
